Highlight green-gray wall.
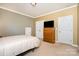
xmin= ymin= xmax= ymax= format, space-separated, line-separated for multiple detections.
xmin=0 ymin=9 xmax=34 ymax=36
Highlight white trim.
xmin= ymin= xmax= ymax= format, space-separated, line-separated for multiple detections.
xmin=35 ymin=4 xmax=78 ymax=18
xmin=56 ymin=41 xmax=78 ymax=47
xmin=0 ymin=4 xmax=78 ymax=18
xmin=0 ymin=7 xmax=35 ymax=18
xmin=72 ymin=44 xmax=78 ymax=47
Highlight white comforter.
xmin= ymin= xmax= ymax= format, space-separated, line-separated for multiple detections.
xmin=0 ymin=35 xmax=40 ymax=56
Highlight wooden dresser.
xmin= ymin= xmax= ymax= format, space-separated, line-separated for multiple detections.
xmin=43 ymin=28 xmax=55 ymax=43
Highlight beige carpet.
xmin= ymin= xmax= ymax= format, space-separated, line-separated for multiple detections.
xmin=24 ymin=41 xmax=79 ymax=56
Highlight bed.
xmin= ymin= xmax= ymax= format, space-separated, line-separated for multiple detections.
xmin=0 ymin=35 xmax=40 ymax=56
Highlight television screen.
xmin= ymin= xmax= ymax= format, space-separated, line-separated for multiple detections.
xmin=44 ymin=21 xmax=54 ymax=28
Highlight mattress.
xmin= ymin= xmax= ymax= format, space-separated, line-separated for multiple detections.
xmin=0 ymin=35 xmax=40 ymax=56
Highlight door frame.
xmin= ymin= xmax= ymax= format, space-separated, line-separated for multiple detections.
xmin=57 ymin=15 xmax=73 ymax=45
xmin=36 ymin=20 xmax=44 ymax=40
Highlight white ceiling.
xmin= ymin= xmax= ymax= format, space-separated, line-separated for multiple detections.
xmin=0 ymin=3 xmax=76 ymax=18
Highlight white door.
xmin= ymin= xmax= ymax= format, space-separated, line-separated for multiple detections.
xmin=58 ymin=15 xmax=73 ymax=45
xmin=36 ymin=21 xmax=44 ymax=39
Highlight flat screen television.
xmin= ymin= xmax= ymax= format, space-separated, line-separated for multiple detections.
xmin=44 ymin=21 xmax=54 ymax=28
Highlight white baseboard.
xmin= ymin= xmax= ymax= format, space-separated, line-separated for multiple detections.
xmin=56 ymin=41 xmax=78 ymax=48
xmin=71 ymin=44 xmax=78 ymax=47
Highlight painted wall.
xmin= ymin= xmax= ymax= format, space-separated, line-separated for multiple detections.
xmin=0 ymin=9 xmax=34 ymax=36
xmin=0 ymin=5 xmax=78 ymax=45
xmin=35 ymin=6 xmax=77 ymax=45
xmin=77 ymin=5 xmax=79 ymax=46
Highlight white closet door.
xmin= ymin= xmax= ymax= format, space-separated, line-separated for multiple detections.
xmin=58 ymin=15 xmax=73 ymax=45
xmin=36 ymin=21 xmax=44 ymax=39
